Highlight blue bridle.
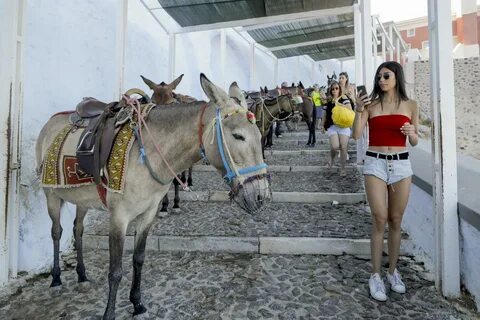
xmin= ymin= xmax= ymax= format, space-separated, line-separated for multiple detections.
xmin=200 ymin=107 xmax=267 ymax=184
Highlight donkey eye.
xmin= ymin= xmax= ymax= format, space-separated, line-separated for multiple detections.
xmin=232 ymin=133 xmax=245 ymax=141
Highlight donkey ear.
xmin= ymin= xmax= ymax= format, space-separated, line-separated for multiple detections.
xmin=140 ymin=75 xmax=157 ymax=90
xmin=229 ymin=81 xmax=247 ymax=109
xmin=169 ymin=74 xmax=184 ymax=90
xmin=200 ymin=73 xmax=229 ymax=106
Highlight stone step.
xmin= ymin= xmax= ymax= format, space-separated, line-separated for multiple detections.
xmin=85 ymin=202 xmax=372 ymax=239
xmin=2 ymin=251 xmax=473 ymax=320
xmin=181 ymin=170 xmax=364 ymax=194
xmin=193 ymin=164 xmax=358 ymax=172
xmin=83 ymin=200 xmax=398 ymax=256
xmin=265 ymin=151 xmax=357 ymax=166
xmin=266 ymin=149 xmax=356 ymax=156
xmin=271 ymin=138 xmax=357 ymax=146
xmin=164 ymin=190 xmax=366 ymax=204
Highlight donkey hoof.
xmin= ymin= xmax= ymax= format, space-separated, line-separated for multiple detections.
xmin=133 ymin=303 xmax=148 ymax=316
xmin=187 ymin=180 xmax=193 ymax=187
xmin=77 ymin=274 xmax=89 ymax=283
xmin=50 ymin=278 xmax=62 ymax=288
xmin=160 ymin=207 xmax=168 ymax=213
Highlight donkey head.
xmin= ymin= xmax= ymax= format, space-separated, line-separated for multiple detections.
xmin=141 ymin=74 xmax=184 ymax=104
xmin=200 ymin=74 xmax=271 ymax=214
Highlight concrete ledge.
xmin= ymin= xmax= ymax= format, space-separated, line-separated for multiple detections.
xmin=272 ymin=192 xmax=366 ymax=204
xmin=290 ymin=165 xmax=356 ymax=172
xmin=158 ymin=236 xmax=258 ymax=253
xmin=266 ymin=150 xmax=356 ymax=156
xmin=84 ymin=235 xmax=159 ymax=251
xmin=167 ymin=190 xmax=209 ymax=201
xmin=259 ymin=237 xmax=371 ymax=255
xmin=166 ymin=188 xmax=366 ymax=204
xmin=84 ymin=234 xmax=413 ymax=256
xmin=193 ymin=165 xmax=357 ymax=172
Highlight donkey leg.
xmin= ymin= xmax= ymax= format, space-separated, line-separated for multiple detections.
xmin=173 ymin=179 xmax=180 ymax=210
xmin=311 ymin=109 xmax=317 ymax=146
xmin=160 ymin=194 xmax=168 ymax=212
xmin=180 ymin=171 xmax=187 ymax=184
xmin=187 ymin=167 xmax=193 ymax=186
xmin=306 ymin=119 xmax=312 ymax=146
xmin=103 ymin=216 xmax=128 ymax=320
xmin=46 ymin=192 xmax=63 ymax=287
xmin=74 ymin=206 xmax=89 ymax=283
xmin=129 ymin=206 xmax=157 ymax=316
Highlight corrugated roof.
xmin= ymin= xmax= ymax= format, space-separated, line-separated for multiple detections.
xmin=156 ymin=0 xmax=357 ymax=61
xmin=273 ymin=37 xmax=355 ymax=60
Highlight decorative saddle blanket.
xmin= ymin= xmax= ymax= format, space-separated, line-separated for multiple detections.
xmin=41 ymin=103 xmax=155 ymax=193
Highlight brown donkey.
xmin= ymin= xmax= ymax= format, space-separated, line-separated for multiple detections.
xmin=141 ymin=74 xmax=196 ymax=212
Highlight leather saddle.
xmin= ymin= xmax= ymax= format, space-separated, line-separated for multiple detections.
xmin=75 ymin=97 xmax=123 ymax=185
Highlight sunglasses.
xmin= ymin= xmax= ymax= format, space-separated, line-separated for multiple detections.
xmin=331 ymin=87 xmax=339 ymax=91
xmin=377 ymin=72 xmax=393 ymax=81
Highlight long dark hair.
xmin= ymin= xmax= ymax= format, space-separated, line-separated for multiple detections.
xmin=370 ymin=61 xmax=409 ymax=109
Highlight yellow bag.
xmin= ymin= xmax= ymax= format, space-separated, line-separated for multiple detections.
xmin=332 ymin=102 xmax=355 ymax=128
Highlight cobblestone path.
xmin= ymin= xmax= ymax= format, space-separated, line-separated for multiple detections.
xmin=0 ymin=128 xmax=477 ymax=319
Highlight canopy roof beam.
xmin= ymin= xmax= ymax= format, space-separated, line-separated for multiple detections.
xmin=171 ymin=6 xmax=354 ymax=34
xmin=267 ymin=34 xmax=355 ymax=52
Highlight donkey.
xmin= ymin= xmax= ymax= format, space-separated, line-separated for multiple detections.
xmin=283 ymin=83 xmax=317 ymax=146
xmin=36 ymin=74 xmax=271 ymax=319
xmin=245 ymin=90 xmax=295 ymax=158
xmin=141 ymin=73 xmax=196 ymax=212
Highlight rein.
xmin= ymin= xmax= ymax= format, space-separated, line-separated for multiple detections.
xmin=124 ymin=96 xmax=190 ymax=191
xmin=198 ymin=104 xmax=268 ymax=185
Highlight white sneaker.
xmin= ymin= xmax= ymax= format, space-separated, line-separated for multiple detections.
xmin=386 ymin=269 xmax=406 ymax=294
xmin=369 ymin=273 xmax=387 ymax=301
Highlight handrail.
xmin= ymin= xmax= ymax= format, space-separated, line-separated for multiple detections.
xmin=374 ymin=16 xmax=395 ymax=50
xmin=392 ymin=24 xmax=408 ymax=51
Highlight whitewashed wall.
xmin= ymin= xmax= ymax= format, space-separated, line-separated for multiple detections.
xmin=405 ymin=139 xmax=480 ymax=309
xmin=18 ymin=0 xmax=343 ymax=274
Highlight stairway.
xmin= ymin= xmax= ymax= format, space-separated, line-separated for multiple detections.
xmin=0 ymin=126 xmax=475 ymax=319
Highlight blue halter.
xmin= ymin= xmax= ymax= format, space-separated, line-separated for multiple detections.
xmin=209 ymin=108 xmax=267 ymax=184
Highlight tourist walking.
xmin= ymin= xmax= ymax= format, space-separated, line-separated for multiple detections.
xmin=352 ymin=61 xmax=419 ymax=302
xmin=321 ymin=81 xmax=354 ymax=176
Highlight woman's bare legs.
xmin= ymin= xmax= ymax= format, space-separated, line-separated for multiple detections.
xmin=387 ymin=177 xmax=411 ymax=273
xmin=338 ymin=134 xmax=350 ymax=176
xmin=329 ymin=134 xmax=339 ymax=168
xmin=365 ymin=175 xmax=388 ymax=274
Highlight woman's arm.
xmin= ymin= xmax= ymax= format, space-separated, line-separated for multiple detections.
xmin=401 ymin=100 xmax=419 ymax=146
xmin=351 ymin=94 xmax=371 ymax=140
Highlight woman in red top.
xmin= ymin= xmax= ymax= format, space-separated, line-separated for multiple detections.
xmin=352 ymin=61 xmax=419 ymax=302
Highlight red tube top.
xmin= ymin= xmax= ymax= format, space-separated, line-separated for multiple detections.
xmin=368 ymin=114 xmax=411 ymax=147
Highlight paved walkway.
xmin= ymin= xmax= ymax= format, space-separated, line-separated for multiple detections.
xmin=0 ymin=127 xmax=477 ymax=319
xmin=0 ymin=251 xmax=476 ymax=319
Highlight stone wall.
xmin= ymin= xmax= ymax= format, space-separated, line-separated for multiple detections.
xmin=413 ymin=57 xmax=480 ymax=159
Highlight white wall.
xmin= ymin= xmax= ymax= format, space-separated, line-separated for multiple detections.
xmin=405 ymin=139 xmax=480 ymax=309
xmin=17 ymin=0 xmax=329 ymax=274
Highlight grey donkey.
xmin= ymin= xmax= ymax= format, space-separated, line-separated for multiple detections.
xmin=36 ymin=74 xmax=271 ymax=319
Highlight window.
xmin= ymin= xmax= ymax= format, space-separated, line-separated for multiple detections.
xmin=422 ymin=41 xmax=429 ymax=49
xmin=407 ymin=28 xmax=415 ymax=37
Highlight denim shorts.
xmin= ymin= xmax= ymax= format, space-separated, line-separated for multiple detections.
xmin=327 ymin=124 xmax=351 ymax=137
xmin=362 ymin=151 xmax=413 ymax=185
